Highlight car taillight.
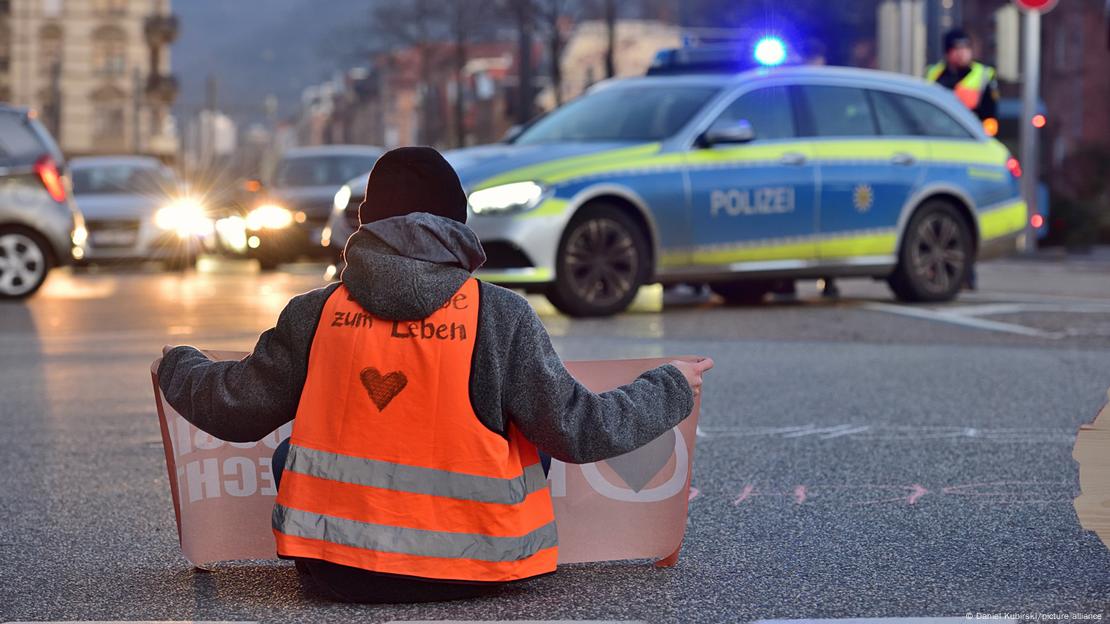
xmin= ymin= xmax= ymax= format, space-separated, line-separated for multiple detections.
xmin=34 ymin=156 xmax=67 ymax=202
xmin=1006 ymin=157 xmax=1023 ymax=178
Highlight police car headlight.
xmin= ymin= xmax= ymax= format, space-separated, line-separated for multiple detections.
xmin=468 ymin=181 xmax=545 ymax=215
xmin=333 ymin=184 xmax=352 ymax=213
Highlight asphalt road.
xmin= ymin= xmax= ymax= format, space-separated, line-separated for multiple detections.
xmin=2 ymin=254 xmax=1109 ymax=623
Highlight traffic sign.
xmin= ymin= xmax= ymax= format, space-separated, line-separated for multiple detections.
xmin=1013 ymin=0 xmax=1058 ymax=12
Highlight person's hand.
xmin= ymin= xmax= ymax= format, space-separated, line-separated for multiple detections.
xmin=669 ymin=357 xmax=714 ymax=398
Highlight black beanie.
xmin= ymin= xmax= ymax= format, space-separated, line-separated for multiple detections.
xmin=943 ymin=28 xmax=971 ymax=52
xmin=358 ymin=146 xmax=468 ymax=226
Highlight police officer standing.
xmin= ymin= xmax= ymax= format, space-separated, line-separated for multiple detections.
xmin=926 ymin=28 xmax=1000 ymax=124
xmin=926 ymin=28 xmax=999 ymax=290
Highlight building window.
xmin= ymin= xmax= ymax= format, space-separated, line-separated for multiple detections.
xmin=92 ymin=0 xmax=127 ymax=15
xmin=40 ymin=23 xmax=63 ymax=69
xmin=91 ymin=85 xmax=127 ymax=144
xmin=92 ymin=25 xmax=126 ymax=76
xmin=94 ymin=105 xmax=125 ymax=141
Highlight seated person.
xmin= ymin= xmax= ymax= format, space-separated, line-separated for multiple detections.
xmin=158 ymin=146 xmax=712 ymax=603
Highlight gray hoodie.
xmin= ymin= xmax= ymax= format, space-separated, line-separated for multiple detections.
xmin=158 ymin=213 xmax=694 ymax=464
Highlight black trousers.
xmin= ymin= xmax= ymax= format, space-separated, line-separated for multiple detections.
xmin=272 ymin=438 xmax=550 ymax=603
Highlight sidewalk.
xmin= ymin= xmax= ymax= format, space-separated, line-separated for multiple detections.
xmin=1010 ymin=245 xmax=1110 ymax=270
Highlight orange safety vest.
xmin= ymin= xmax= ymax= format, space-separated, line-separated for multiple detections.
xmin=925 ymin=61 xmax=995 ymax=111
xmin=272 ymin=279 xmax=558 ymax=582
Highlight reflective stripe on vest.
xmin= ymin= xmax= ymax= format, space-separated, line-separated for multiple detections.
xmin=274 ymin=504 xmax=559 ymax=563
xmin=284 ymin=443 xmax=549 ymax=505
xmin=926 ymin=61 xmax=994 ymax=110
xmin=273 ymin=278 xmax=558 ymax=582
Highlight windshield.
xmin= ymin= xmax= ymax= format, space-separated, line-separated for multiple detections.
xmin=514 ymin=84 xmax=720 ymax=145
xmin=71 ymin=164 xmax=175 ymax=195
xmin=273 ymin=155 xmax=377 ymax=188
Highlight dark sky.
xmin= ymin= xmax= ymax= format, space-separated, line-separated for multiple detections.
xmin=172 ymin=0 xmax=371 ymax=127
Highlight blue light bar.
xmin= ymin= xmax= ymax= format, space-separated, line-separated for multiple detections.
xmin=754 ymin=36 xmax=787 ymax=66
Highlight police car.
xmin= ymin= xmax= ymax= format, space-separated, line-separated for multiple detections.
xmin=325 ymin=65 xmax=1027 ymax=317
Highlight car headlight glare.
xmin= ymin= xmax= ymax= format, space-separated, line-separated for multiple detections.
xmin=468 ymin=181 xmax=545 ymax=215
xmin=333 ymin=185 xmax=352 ymax=213
xmin=155 ymin=199 xmax=213 ymax=237
xmin=247 ymin=204 xmax=294 ymax=230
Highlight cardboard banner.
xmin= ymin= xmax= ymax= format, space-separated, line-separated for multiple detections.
xmin=1073 ymin=388 xmax=1110 ymax=551
xmin=151 ymin=352 xmax=701 ymax=568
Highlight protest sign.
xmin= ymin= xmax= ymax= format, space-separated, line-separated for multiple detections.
xmin=152 ymin=352 xmax=701 ymax=568
xmin=1073 ymin=387 xmax=1110 ymax=550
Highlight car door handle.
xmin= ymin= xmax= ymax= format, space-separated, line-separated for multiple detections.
xmin=891 ymin=152 xmax=916 ymax=166
xmin=779 ymin=152 xmax=807 ymax=166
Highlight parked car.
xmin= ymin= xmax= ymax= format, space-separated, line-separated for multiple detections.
xmin=0 ymin=106 xmax=86 ymax=299
xmin=70 ymin=156 xmax=211 ymax=270
xmin=245 ymin=145 xmax=383 ymax=270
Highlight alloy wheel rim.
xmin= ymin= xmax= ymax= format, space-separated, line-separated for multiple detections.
xmin=909 ymin=214 xmax=965 ymax=294
xmin=0 ymin=233 xmax=46 ymax=296
xmin=563 ymin=218 xmax=639 ymax=308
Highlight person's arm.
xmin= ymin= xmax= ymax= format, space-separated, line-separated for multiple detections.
xmin=977 ymin=75 xmax=1000 ymax=121
xmin=157 ymin=284 xmax=338 ymax=442
xmin=495 ymin=302 xmax=701 ymax=464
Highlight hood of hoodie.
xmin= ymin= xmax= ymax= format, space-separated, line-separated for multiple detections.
xmin=341 ymin=212 xmax=486 ymax=321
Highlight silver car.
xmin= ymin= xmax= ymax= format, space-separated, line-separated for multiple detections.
xmin=71 ymin=156 xmax=211 ymax=270
xmin=0 ymin=106 xmax=86 ymax=299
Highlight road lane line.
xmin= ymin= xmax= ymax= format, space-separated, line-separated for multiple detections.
xmin=863 ymin=302 xmax=1060 ymax=338
xmin=754 ymin=612 xmax=1016 ymax=617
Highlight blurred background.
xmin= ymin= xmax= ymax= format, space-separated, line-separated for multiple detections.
xmin=0 ymin=0 xmax=1107 ymax=265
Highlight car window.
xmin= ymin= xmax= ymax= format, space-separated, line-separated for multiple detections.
xmin=869 ymin=90 xmax=917 ymax=136
xmin=274 ymin=155 xmax=378 ymax=187
xmin=514 ymin=85 xmax=720 ymax=145
xmin=895 ymin=94 xmax=975 ymax=139
xmin=799 ymin=85 xmax=877 ymax=137
xmin=71 ymin=164 xmax=175 ymax=194
xmin=0 ymin=112 xmax=49 ymax=161
xmin=337 ymin=156 xmax=375 ymax=182
xmin=712 ymin=86 xmax=794 ymax=141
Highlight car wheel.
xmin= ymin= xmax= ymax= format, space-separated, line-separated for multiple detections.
xmin=888 ymin=200 xmax=972 ymax=303
xmin=0 ymin=227 xmax=52 ymax=299
xmin=710 ymin=280 xmax=773 ymax=305
xmin=547 ymin=204 xmax=650 ymax=317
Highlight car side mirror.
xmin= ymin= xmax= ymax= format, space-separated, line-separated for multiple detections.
xmin=700 ymin=119 xmax=755 ymax=147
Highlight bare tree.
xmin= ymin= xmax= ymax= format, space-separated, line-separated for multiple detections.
xmin=371 ymin=0 xmax=444 ymax=144
xmin=442 ymin=0 xmax=494 ymax=148
xmin=601 ymin=0 xmax=616 ymax=78
xmin=503 ymin=0 xmax=537 ymax=124
xmin=535 ymin=0 xmax=575 ymax=107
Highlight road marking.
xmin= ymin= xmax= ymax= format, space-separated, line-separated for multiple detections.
xmin=946 ymin=302 xmax=1110 ymax=316
xmin=962 ymin=290 xmax=1110 ymax=305
xmin=863 ymin=302 xmax=1059 ymax=337
xmin=728 ymin=480 xmax=1077 ymax=508
xmin=700 ymin=424 xmax=1076 ymax=443
xmin=782 ymin=424 xmax=865 ymax=438
xmin=753 ymin=619 xmax=1014 ymax=624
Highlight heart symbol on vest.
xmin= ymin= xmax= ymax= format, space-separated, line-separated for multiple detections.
xmin=604 ymin=429 xmax=676 ymax=492
xmin=359 ymin=367 xmax=408 ymax=411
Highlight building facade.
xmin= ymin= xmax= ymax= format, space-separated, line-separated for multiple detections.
xmin=0 ymin=0 xmax=179 ymax=159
